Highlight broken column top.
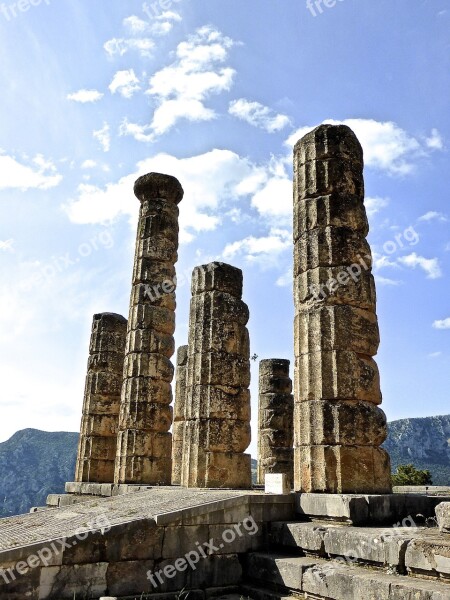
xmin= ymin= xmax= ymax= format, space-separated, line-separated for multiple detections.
xmin=294 ymin=124 xmax=363 ymax=165
xmin=191 ymin=262 xmax=243 ymax=297
xmin=176 ymin=344 xmax=189 ymax=366
xmin=93 ymin=312 xmax=127 ymax=325
xmin=134 ymin=172 xmax=184 ymax=204
xmin=260 ymin=359 xmax=290 ymax=377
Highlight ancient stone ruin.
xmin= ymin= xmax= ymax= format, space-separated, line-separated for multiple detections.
xmin=181 ymin=262 xmax=252 ymax=489
xmin=257 ymin=359 xmax=293 ymax=487
xmin=75 ymin=312 xmax=127 ymax=483
xmin=293 ymin=123 xmax=391 ymax=493
xmin=6 ymin=127 xmax=450 ymax=600
xmin=171 ymin=344 xmax=188 ymax=486
xmin=115 ymin=173 xmax=184 ymax=485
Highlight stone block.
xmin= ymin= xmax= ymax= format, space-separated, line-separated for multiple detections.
xmin=185 ymin=385 xmax=251 ymax=421
xmin=294 ymin=400 xmax=387 ymax=446
xmin=114 ymin=454 xmax=172 ymax=485
xmin=123 ymin=352 xmax=174 ymax=382
xmin=293 ymin=193 xmax=369 ymax=240
xmin=119 ymin=401 xmax=173 ymax=432
xmin=126 ymin=328 xmax=175 ymax=358
xmin=191 ymin=262 xmax=243 ymax=297
xmin=265 ymin=473 xmax=291 ymax=495
xmin=294 ymin=267 xmax=376 ymax=312
xmin=116 ymin=430 xmax=172 ymax=457
xmin=184 ymin=418 xmax=251 ymax=453
xmin=188 ymin=352 xmax=250 ymax=388
xmin=294 ymin=227 xmax=371 ymax=275
xmin=122 ymin=377 xmax=173 ymax=406
xmin=38 ymin=563 xmax=108 ymax=599
xmin=294 ymin=445 xmax=392 ymax=494
xmin=295 ymin=304 xmax=380 ymax=357
xmin=294 ymin=350 xmax=382 ymax=404
xmin=295 ymin=156 xmax=364 ymax=202
xmin=436 ymin=502 xmax=450 ymax=533
xmin=293 ymin=123 xmax=364 ymax=166
xmin=128 ymin=304 xmax=175 ymax=335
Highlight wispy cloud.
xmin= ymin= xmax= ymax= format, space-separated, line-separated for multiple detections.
xmin=418 ymin=211 xmax=448 ymax=223
xmin=365 ymin=196 xmax=389 ymax=217
xmin=104 ymin=38 xmax=155 ymax=58
xmin=109 ymin=69 xmax=141 ymax=98
xmin=121 ymin=26 xmax=237 ymax=142
xmin=67 ymin=89 xmax=104 ymax=103
xmin=229 ymin=98 xmax=290 ymax=133
xmin=93 ymin=123 xmax=111 ymax=152
xmin=398 ymin=252 xmax=442 ymax=279
xmin=286 ymin=119 xmax=444 ymax=176
xmin=0 ymin=239 xmax=14 ymax=252
xmin=433 ymin=318 xmax=450 ymax=330
xmin=426 ymin=128 xmax=444 ymax=150
xmin=223 ymin=228 xmax=291 ymax=266
xmin=0 ymin=153 xmax=62 ymax=190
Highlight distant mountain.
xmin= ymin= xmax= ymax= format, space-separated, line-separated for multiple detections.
xmin=2 ymin=416 xmax=450 ymax=518
xmin=0 ymin=429 xmax=78 ymax=517
xmin=384 ymin=415 xmax=450 ymax=485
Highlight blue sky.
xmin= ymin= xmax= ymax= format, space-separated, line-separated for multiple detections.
xmin=0 ymin=0 xmax=449 ymax=455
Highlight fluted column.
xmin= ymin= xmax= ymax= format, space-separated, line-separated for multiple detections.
xmin=257 ymin=359 xmax=293 ymax=488
xmin=171 ymin=345 xmax=188 ymax=485
xmin=75 ymin=313 xmax=127 ymax=483
xmin=181 ymin=262 xmax=252 ymax=489
xmin=293 ymin=124 xmax=391 ymax=494
xmin=115 ymin=172 xmax=183 ymax=484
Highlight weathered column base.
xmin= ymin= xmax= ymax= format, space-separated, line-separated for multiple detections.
xmin=294 ymin=445 xmax=391 ymax=494
xmin=204 ymin=452 xmax=252 ymax=489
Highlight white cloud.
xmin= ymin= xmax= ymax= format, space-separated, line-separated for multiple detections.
xmin=276 ymin=269 xmax=292 ymax=287
xmin=81 ymin=160 xmax=97 ymax=169
xmin=428 ymin=352 xmax=442 ymax=358
xmin=122 ymin=26 xmax=236 ymax=142
xmin=64 ymin=148 xmax=294 ymax=243
xmin=251 ymin=177 xmax=292 ymax=221
xmin=123 ymin=11 xmax=181 ymax=36
xmin=374 ymin=275 xmax=402 ymax=286
xmin=433 ymin=318 xmax=450 ymax=330
xmin=109 ymin=69 xmax=141 ymax=98
xmin=398 ymin=252 xmax=442 ymax=279
xmin=93 ymin=123 xmax=111 ymax=152
xmin=426 ymin=128 xmax=444 ymax=150
xmin=418 ymin=211 xmax=448 ymax=223
xmin=372 ymin=253 xmax=399 ymax=271
xmin=104 ymin=38 xmax=155 ymax=58
xmin=0 ymin=153 xmax=62 ymax=190
xmin=365 ymin=196 xmax=389 ymax=217
xmin=286 ymin=119 xmax=443 ymax=176
xmin=0 ymin=239 xmax=14 ymax=251
xmin=67 ymin=89 xmax=104 ymax=103
xmin=223 ymin=228 xmax=291 ymax=266
xmin=229 ymin=98 xmax=290 ymax=133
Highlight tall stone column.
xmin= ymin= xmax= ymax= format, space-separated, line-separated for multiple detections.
xmin=115 ymin=173 xmax=183 ymax=485
xmin=181 ymin=262 xmax=252 ymax=489
xmin=293 ymin=124 xmax=391 ymax=494
xmin=257 ymin=359 xmax=294 ymax=487
xmin=75 ymin=313 xmax=127 ymax=483
xmin=171 ymin=345 xmax=188 ymax=485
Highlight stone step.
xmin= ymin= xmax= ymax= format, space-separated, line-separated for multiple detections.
xmin=244 ymin=552 xmax=450 ymax=599
xmin=240 ymin=583 xmax=298 ymax=600
xmin=270 ymin=521 xmax=450 ymax=580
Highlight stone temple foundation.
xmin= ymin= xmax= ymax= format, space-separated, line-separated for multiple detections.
xmin=181 ymin=262 xmax=252 ymax=489
xmin=75 ymin=312 xmax=127 ymax=483
xmin=293 ymin=124 xmax=391 ymax=494
xmin=257 ymin=359 xmax=294 ymax=488
xmin=115 ymin=173 xmax=184 ymax=485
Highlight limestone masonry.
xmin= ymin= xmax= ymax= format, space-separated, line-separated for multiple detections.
xmin=181 ymin=262 xmax=252 ymax=488
xmin=293 ymin=124 xmax=392 ymax=494
xmin=257 ymin=359 xmax=294 ymax=488
xmin=75 ymin=312 xmax=127 ymax=483
xmin=114 ymin=173 xmax=184 ymax=485
xmin=171 ymin=344 xmax=188 ymax=485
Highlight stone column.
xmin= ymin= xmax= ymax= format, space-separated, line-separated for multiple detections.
xmin=257 ymin=359 xmax=294 ymax=487
xmin=75 ymin=313 xmax=127 ymax=483
xmin=171 ymin=345 xmax=188 ymax=485
xmin=181 ymin=262 xmax=252 ymax=489
xmin=115 ymin=172 xmax=184 ymax=485
xmin=293 ymin=124 xmax=391 ymax=494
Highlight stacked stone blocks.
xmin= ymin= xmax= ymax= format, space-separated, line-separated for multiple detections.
xmin=293 ymin=124 xmax=391 ymax=494
xmin=171 ymin=345 xmax=188 ymax=485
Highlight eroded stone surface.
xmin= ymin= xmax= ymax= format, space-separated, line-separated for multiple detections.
xmin=181 ymin=263 xmax=251 ymax=489
xmin=257 ymin=359 xmax=293 ymax=488
xmin=75 ymin=313 xmax=127 ymax=484
xmin=293 ymin=124 xmax=391 ymax=494
xmin=172 ymin=345 xmax=188 ymax=485
xmin=115 ymin=172 xmax=183 ymax=485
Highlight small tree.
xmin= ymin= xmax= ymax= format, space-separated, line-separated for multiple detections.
xmin=392 ymin=464 xmax=432 ymax=486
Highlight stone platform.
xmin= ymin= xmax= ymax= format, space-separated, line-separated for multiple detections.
xmin=296 ymin=492 xmax=449 ymax=525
